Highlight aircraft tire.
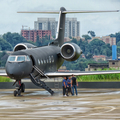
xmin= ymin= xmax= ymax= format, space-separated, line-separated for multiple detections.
xmin=18 ymin=90 xmax=21 ymax=96
xmin=14 ymin=90 xmax=18 ymax=96
xmin=21 ymin=83 xmax=25 ymax=92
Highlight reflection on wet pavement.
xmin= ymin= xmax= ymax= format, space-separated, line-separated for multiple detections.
xmin=0 ymin=89 xmax=120 ymax=120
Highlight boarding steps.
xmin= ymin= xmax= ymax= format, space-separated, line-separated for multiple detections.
xmin=29 ymin=65 xmax=54 ymax=95
xmin=54 ymin=78 xmax=59 ymax=90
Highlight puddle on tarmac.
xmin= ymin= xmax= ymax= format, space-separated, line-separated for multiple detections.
xmin=24 ymin=91 xmax=51 ymax=96
xmin=41 ymin=106 xmax=91 ymax=112
xmin=0 ymin=101 xmax=25 ymax=109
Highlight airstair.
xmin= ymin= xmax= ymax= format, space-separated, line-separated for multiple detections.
xmin=29 ymin=65 xmax=54 ymax=95
xmin=54 ymin=77 xmax=59 ymax=90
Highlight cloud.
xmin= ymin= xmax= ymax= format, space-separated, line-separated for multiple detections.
xmin=0 ymin=0 xmax=120 ymax=36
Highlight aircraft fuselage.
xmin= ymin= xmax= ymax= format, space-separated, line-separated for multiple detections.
xmin=6 ymin=45 xmax=64 ymax=80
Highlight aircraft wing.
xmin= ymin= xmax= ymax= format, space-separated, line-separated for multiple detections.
xmin=45 ymin=70 xmax=120 ymax=77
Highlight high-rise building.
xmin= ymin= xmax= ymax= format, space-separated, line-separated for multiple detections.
xmin=34 ymin=17 xmax=80 ymax=38
xmin=65 ymin=18 xmax=80 ymax=38
xmin=34 ymin=18 xmax=57 ymax=37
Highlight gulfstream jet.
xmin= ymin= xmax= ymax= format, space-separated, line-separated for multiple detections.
xmin=0 ymin=7 xmax=120 ymax=96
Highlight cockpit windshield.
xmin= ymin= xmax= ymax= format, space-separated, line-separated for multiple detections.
xmin=8 ymin=56 xmax=16 ymax=62
xmin=7 ymin=55 xmax=30 ymax=62
xmin=17 ymin=56 xmax=25 ymax=62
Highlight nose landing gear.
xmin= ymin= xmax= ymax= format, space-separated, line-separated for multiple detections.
xmin=14 ymin=80 xmax=25 ymax=96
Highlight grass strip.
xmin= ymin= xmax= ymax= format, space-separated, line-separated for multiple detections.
xmin=0 ymin=76 xmax=11 ymax=82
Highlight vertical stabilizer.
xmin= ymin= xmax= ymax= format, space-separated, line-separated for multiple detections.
xmin=55 ymin=7 xmax=66 ymax=47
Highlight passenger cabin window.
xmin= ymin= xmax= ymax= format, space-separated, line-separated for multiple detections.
xmin=38 ymin=59 xmax=40 ymax=65
xmin=41 ymin=60 xmax=43 ymax=64
xmin=49 ymin=56 xmax=51 ymax=63
xmin=44 ymin=60 xmax=46 ymax=64
xmin=47 ymin=59 xmax=49 ymax=63
xmin=51 ymin=55 xmax=54 ymax=63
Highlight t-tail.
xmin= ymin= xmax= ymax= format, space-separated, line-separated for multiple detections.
xmin=55 ymin=7 xmax=66 ymax=47
xmin=18 ymin=7 xmax=119 ymax=47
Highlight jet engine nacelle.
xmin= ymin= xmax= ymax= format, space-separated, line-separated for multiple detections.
xmin=60 ymin=43 xmax=82 ymax=61
xmin=13 ymin=43 xmax=36 ymax=52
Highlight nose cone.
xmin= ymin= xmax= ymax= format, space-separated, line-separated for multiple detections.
xmin=5 ymin=61 xmax=33 ymax=79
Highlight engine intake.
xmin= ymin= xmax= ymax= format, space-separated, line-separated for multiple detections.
xmin=13 ymin=43 xmax=36 ymax=52
xmin=60 ymin=43 xmax=82 ymax=61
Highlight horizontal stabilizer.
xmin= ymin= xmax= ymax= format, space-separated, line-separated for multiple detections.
xmin=62 ymin=10 xmax=120 ymax=13
xmin=17 ymin=11 xmax=59 ymax=14
xmin=18 ymin=10 xmax=119 ymax=14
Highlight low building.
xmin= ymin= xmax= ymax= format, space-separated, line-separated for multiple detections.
xmin=81 ymin=54 xmax=85 ymax=59
xmin=102 ymin=36 xmax=116 ymax=46
xmin=109 ymin=60 xmax=120 ymax=70
xmin=85 ymin=63 xmax=109 ymax=71
xmin=21 ymin=29 xmax=51 ymax=42
xmin=88 ymin=36 xmax=116 ymax=46
xmin=93 ymin=55 xmax=107 ymax=61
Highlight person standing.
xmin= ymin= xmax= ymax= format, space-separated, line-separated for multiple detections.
xmin=71 ymin=74 xmax=78 ymax=96
xmin=66 ymin=76 xmax=73 ymax=96
xmin=62 ymin=77 xmax=67 ymax=96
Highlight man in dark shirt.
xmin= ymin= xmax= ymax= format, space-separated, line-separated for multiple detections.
xmin=62 ymin=77 xmax=67 ymax=96
xmin=71 ymin=74 xmax=78 ymax=96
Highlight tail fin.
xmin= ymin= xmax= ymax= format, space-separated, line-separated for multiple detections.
xmin=18 ymin=7 xmax=67 ymax=47
xmin=55 ymin=7 xmax=66 ymax=47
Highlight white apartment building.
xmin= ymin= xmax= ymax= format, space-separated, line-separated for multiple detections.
xmin=34 ymin=17 xmax=80 ymax=38
xmin=65 ymin=18 xmax=80 ymax=38
xmin=34 ymin=18 xmax=57 ymax=37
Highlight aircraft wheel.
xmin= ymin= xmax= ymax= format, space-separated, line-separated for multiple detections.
xmin=21 ymin=83 xmax=25 ymax=92
xmin=18 ymin=90 xmax=21 ymax=96
xmin=14 ymin=90 xmax=18 ymax=96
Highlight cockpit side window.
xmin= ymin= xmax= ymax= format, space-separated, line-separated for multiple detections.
xmin=26 ymin=56 xmax=31 ymax=61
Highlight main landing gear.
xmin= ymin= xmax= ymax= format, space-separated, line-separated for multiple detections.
xmin=14 ymin=80 xmax=25 ymax=96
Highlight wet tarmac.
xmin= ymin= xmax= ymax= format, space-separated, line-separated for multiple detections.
xmin=0 ymin=89 xmax=120 ymax=120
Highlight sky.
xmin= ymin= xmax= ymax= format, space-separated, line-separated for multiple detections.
xmin=0 ymin=0 xmax=120 ymax=37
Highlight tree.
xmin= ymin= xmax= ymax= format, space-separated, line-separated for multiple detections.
xmin=82 ymin=35 xmax=91 ymax=40
xmin=0 ymin=51 xmax=9 ymax=67
xmin=88 ymin=31 xmax=96 ymax=37
xmin=36 ymin=35 xmax=41 ymax=46
xmin=117 ymin=46 xmax=120 ymax=56
xmin=90 ymin=39 xmax=105 ymax=46
xmin=109 ymin=32 xmax=120 ymax=44
xmin=85 ymin=53 xmax=93 ymax=59
xmin=3 ymin=32 xmax=27 ymax=47
xmin=89 ymin=39 xmax=112 ymax=57
xmin=71 ymin=38 xmax=77 ymax=44
xmin=0 ymin=38 xmax=13 ymax=51
xmin=94 ymin=48 xmax=99 ymax=55
xmin=117 ymin=41 xmax=120 ymax=46
xmin=44 ymin=34 xmax=49 ymax=40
